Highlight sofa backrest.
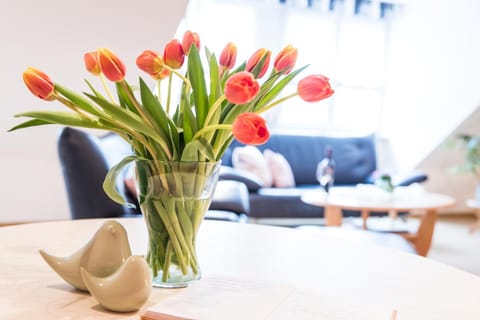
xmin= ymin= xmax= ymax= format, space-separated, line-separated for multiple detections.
xmin=222 ymin=133 xmax=377 ymax=185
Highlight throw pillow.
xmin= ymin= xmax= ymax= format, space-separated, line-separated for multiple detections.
xmin=263 ymin=149 xmax=296 ymax=188
xmin=232 ymin=146 xmax=273 ymax=187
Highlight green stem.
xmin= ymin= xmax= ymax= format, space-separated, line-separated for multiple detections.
xmin=166 ymin=73 xmax=173 ymax=114
xmin=193 ymin=124 xmax=232 ymax=140
xmin=203 ymin=95 xmax=226 ymax=126
xmin=153 ymin=199 xmax=188 ymax=274
xmin=256 ymin=92 xmax=298 ymax=114
xmin=162 ymin=241 xmax=172 ymax=282
xmin=156 ymin=79 xmax=162 ymax=103
xmin=163 ymin=64 xmax=192 ymax=93
xmin=100 ymin=74 xmax=116 ymax=104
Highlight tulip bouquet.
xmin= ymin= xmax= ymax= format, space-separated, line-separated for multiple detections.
xmin=12 ymin=30 xmax=333 ymax=286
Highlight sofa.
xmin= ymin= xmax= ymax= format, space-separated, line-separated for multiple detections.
xmin=219 ymin=133 xmax=427 ymax=222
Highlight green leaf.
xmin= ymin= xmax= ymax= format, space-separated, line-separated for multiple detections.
xmin=181 ymin=86 xmax=197 ymax=146
xmin=139 ymin=77 xmax=173 ymax=144
xmin=8 ymin=118 xmax=51 ymax=132
xmin=256 ymin=65 xmax=308 ymax=108
xmin=54 ymin=84 xmax=103 ymax=117
xmin=84 ymin=93 xmax=167 ymax=144
xmin=181 ymin=138 xmax=215 ymax=162
xmin=187 ymin=45 xmax=209 ymax=128
xmin=103 ymin=155 xmax=137 ymax=205
xmin=13 ymin=111 xmax=104 ymax=129
xmin=85 ymin=79 xmax=107 ymax=100
xmin=115 ymin=82 xmax=136 ymax=113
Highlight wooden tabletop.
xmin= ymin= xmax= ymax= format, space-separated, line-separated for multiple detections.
xmin=1 ymin=218 xmax=479 ymax=319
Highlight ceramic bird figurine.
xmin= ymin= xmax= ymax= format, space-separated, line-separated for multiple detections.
xmin=81 ymin=255 xmax=152 ymax=312
xmin=39 ymin=220 xmax=132 ymax=291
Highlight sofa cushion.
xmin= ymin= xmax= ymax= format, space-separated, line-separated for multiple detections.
xmin=264 ymin=149 xmax=295 ymax=188
xmin=232 ymin=146 xmax=273 ymax=187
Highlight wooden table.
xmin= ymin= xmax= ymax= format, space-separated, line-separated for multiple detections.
xmin=1 ymin=218 xmax=478 ymax=319
xmin=302 ymin=186 xmax=456 ymax=256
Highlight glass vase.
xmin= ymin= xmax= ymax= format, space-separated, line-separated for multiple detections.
xmin=134 ymin=160 xmax=221 ymax=288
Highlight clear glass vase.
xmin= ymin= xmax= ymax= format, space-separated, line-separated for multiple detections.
xmin=134 ymin=160 xmax=221 ymax=288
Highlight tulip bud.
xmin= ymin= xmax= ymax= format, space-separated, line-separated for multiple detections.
xmin=232 ymin=113 xmax=270 ymax=145
xmin=84 ymin=51 xmax=101 ymax=76
xmin=182 ymin=30 xmax=200 ymax=55
xmin=97 ymin=48 xmax=126 ymax=82
xmin=274 ymin=45 xmax=298 ymax=74
xmin=219 ymin=42 xmax=237 ymax=70
xmin=224 ymin=71 xmax=260 ymax=105
xmin=22 ymin=67 xmax=55 ymax=101
xmin=297 ymin=75 xmax=334 ymax=102
xmin=164 ymin=39 xmax=185 ymax=69
xmin=136 ymin=50 xmax=165 ymax=78
xmin=246 ymin=48 xmax=271 ymax=79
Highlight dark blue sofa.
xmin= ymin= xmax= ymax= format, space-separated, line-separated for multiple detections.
xmin=220 ymin=133 xmax=427 ymax=221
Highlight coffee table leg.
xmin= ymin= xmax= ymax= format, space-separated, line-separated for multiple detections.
xmin=325 ymin=206 xmax=343 ymax=226
xmin=402 ymin=209 xmax=437 ymax=256
xmin=361 ymin=209 xmax=370 ymax=230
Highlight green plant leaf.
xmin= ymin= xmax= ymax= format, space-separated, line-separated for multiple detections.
xmin=115 ymin=82 xmax=136 ymax=112
xmin=84 ymin=93 xmax=167 ymax=144
xmin=256 ymin=65 xmax=308 ymax=108
xmin=13 ymin=111 xmax=104 ymax=129
xmin=103 ymin=155 xmax=137 ymax=205
xmin=55 ymin=84 xmax=103 ymax=117
xmin=187 ymin=45 xmax=208 ymax=128
xmin=8 ymin=118 xmax=51 ymax=132
xmin=181 ymin=138 xmax=215 ymax=162
xmin=181 ymin=86 xmax=197 ymax=146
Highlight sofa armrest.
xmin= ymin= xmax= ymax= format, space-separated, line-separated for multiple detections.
xmin=219 ymin=166 xmax=263 ymax=192
xmin=392 ymin=170 xmax=428 ymax=187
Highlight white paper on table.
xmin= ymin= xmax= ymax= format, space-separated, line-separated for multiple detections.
xmin=144 ymin=276 xmax=395 ymax=320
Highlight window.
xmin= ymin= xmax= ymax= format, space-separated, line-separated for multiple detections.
xmin=181 ymin=0 xmax=395 ymax=135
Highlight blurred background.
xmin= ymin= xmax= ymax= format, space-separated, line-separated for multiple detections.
xmin=2 ymin=0 xmax=480 ymax=223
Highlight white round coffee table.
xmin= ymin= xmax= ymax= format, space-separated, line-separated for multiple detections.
xmin=302 ymin=186 xmax=455 ymax=256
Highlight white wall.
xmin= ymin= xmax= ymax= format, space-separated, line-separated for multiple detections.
xmin=0 ymin=0 xmax=187 ymax=223
xmin=383 ymin=1 xmax=480 ymax=172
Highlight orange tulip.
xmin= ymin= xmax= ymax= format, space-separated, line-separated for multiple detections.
xmin=136 ymin=50 xmax=166 ymax=78
xmin=22 ymin=67 xmax=55 ymax=101
xmin=224 ymin=71 xmax=260 ymax=104
xmin=246 ymin=48 xmax=271 ymax=79
xmin=297 ymin=75 xmax=334 ymax=102
xmin=164 ymin=39 xmax=185 ymax=69
xmin=274 ymin=45 xmax=298 ymax=74
xmin=97 ymin=48 xmax=126 ymax=82
xmin=182 ymin=30 xmax=200 ymax=55
xmin=219 ymin=42 xmax=237 ymax=70
xmin=84 ymin=51 xmax=101 ymax=76
xmin=232 ymin=113 xmax=270 ymax=145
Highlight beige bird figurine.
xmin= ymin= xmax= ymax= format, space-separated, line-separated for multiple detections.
xmin=81 ymin=255 xmax=152 ymax=312
xmin=39 ymin=220 xmax=132 ymax=291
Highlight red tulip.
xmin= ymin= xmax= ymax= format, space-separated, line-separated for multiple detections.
xmin=22 ymin=67 xmax=55 ymax=101
xmin=182 ymin=30 xmax=200 ymax=55
xmin=155 ymin=68 xmax=170 ymax=80
xmin=224 ymin=71 xmax=260 ymax=104
xmin=297 ymin=75 xmax=334 ymax=102
xmin=232 ymin=113 xmax=270 ymax=145
xmin=246 ymin=48 xmax=271 ymax=79
xmin=219 ymin=42 xmax=237 ymax=70
xmin=97 ymin=48 xmax=126 ymax=82
xmin=164 ymin=39 xmax=185 ymax=69
xmin=136 ymin=50 xmax=165 ymax=78
xmin=274 ymin=44 xmax=298 ymax=74
xmin=84 ymin=51 xmax=101 ymax=76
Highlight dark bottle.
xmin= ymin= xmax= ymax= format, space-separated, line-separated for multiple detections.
xmin=316 ymin=146 xmax=335 ymax=193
